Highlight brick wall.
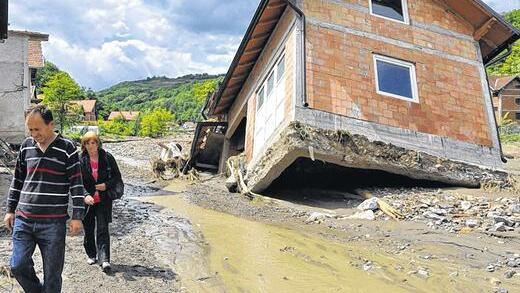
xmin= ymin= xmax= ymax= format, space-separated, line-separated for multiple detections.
xmin=304 ymin=0 xmax=493 ymax=146
xmin=28 ymin=40 xmax=44 ymax=68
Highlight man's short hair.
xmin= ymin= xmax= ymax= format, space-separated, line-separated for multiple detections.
xmin=25 ymin=105 xmax=54 ymax=124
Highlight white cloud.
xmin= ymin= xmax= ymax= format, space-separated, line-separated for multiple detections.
xmin=9 ymin=0 xmax=256 ymax=89
xmin=483 ymin=0 xmax=520 ymax=13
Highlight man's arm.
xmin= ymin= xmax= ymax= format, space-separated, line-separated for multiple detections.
xmin=4 ymin=144 xmax=27 ymax=230
xmin=65 ymin=144 xmax=85 ymax=221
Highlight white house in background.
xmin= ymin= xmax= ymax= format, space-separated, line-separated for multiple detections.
xmin=0 ymin=30 xmax=48 ymax=145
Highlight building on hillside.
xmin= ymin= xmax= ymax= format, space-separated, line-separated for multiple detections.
xmin=108 ymin=111 xmax=140 ymax=121
xmin=0 ymin=30 xmax=49 ymax=144
xmin=71 ymin=100 xmax=97 ymax=122
xmin=191 ymin=0 xmax=519 ymax=191
xmin=489 ymin=75 xmax=520 ymax=124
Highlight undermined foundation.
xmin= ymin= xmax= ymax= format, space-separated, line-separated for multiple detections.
xmin=246 ymin=122 xmax=510 ymax=193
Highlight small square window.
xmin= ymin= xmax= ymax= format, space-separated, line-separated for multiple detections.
xmin=516 ymin=112 xmax=520 ymax=120
xmin=373 ymin=55 xmax=418 ymax=102
xmin=370 ymin=0 xmax=409 ymax=24
xmin=515 ymin=98 xmax=520 ymax=106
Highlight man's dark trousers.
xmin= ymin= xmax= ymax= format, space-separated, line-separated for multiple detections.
xmin=10 ymin=216 xmax=66 ymax=293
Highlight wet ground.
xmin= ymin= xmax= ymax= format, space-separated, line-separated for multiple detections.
xmin=0 ymin=137 xmax=518 ymax=292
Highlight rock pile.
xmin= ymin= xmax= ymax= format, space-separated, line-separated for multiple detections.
xmin=379 ymin=189 xmax=520 ymax=234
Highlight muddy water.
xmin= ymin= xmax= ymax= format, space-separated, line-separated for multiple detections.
xmin=140 ymin=192 xmax=505 ymax=293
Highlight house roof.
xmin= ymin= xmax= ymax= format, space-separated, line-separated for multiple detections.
xmin=205 ymin=0 xmax=291 ymax=117
xmin=9 ymin=30 xmax=49 ymax=41
xmin=206 ymin=0 xmax=520 ymax=117
xmin=488 ymin=75 xmax=519 ymax=92
xmin=71 ymin=100 xmax=97 ymax=113
xmin=108 ymin=111 xmax=140 ymax=121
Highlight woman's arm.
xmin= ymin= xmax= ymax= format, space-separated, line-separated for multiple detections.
xmin=106 ymin=152 xmax=122 ymax=189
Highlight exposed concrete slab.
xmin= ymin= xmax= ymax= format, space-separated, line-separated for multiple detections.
xmin=295 ymin=106 xmax=504 ymax=169
xmin=246 ymin=122 xmax=509 ymax=193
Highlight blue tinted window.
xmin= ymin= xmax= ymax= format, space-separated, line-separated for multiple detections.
xmin=372 ymin=0 xmax=404 ymax=22
xmin=376 ymin=59 xmax=413 ymax=99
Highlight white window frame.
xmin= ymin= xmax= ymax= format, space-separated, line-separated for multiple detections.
xmin=369 ymin=0 xmax=410 ymax=25
xmin=373 ymin=54 xmax=419 ymax=103
xmin=254 ymin=52 xmax=286 ymax=156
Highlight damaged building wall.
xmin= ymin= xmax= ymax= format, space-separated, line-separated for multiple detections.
xmin=246 ymin=122 xmax=509 ymax=193
xmin=0 ymin=32 xmax=30 ymax=144
xmin=225 ymin=7 xmax=298 ymax=165
xmin=302 ymin=0 xmax=497 ymax=148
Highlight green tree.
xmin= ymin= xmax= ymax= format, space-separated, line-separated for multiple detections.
xmin=139 ymin=108 xmax=174 ymax=138
xmin=98 ymin=116 xmax=134 ymax=136
xmin=487 ymin=10 xmax=520 ymax=75
xmin=41 ymin=72 xmax=82 ymax=133
xmin=35 ymin=61 xmax=61 ymax=93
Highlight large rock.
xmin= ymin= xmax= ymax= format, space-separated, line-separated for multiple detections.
xmin=357 ymin=198 xmax=379 ymax=211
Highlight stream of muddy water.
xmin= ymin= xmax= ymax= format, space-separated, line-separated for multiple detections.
xmin=140 ymin=185 xmax=506 ymax=293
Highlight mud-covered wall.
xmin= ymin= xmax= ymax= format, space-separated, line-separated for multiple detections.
xmin=302 ymin=0 xmax=496 ymax=147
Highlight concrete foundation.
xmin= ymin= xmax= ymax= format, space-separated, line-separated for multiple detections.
xmin=246 ymin=122 xmax=509 ymax=193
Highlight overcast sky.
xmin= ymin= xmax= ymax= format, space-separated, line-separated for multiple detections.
xmin=8 ymin=0 xmax=520 ymax=90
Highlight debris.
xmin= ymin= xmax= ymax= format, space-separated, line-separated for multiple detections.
xmin=490 ymin=222 xmax=506 ymax=232
xmin=305 ymin=212 xmax=332 ymax=223
xmin=225 ymin=176 xmax=238 ymax=193
xmin=486 ymin=264 xmax=496 ymax=272
xmin=348 ymin=210 xmax=375 ymax=221
xmin=465 ymin=219 xmax=479 ymax=228
xmin=459 ymin=201 xmax=472 ymax=211
xmin=504 ymin=270 xmax=516 ymax=279
xmin=357 ymin=198 xmax=379 ymax=211
xmin=362 ymin=261 xmax=373 ymax=271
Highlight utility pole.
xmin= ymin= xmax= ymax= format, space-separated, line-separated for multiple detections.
xmin=0 ymin=0 xmax=7 ymax=41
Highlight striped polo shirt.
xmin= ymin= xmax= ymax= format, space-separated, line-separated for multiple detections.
xmin=6 ymin=135 xmax=86 ymax=221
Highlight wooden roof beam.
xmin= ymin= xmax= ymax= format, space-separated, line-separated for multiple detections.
xmin=257 ymin=17 xmax=279 ymax=27
xmin=474 ymin=17 xmax=497 ymax=41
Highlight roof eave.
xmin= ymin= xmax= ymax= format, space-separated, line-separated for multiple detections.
xmin=208 ymin=0 xmax=271 ymax=117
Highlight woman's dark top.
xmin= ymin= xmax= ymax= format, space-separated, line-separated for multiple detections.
xmin=80 ymin=148 xmax=121 ymax=222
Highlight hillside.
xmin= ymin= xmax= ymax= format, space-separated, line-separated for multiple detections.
xmin=96 ymin=73 xmax=224 ymax=122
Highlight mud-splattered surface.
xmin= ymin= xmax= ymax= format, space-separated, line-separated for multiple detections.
xmin=0 ymin=137 xmax=518 ymax=292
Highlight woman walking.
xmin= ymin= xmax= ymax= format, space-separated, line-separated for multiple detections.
xmin=80 ymin=131 xmax=122 ymax=272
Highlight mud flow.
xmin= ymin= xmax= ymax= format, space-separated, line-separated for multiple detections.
xmin=142 ymin=188 xmax=513 ymax=293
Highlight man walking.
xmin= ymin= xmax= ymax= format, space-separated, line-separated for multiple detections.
xmin=3 ymin=105 xmax=89 ymax=292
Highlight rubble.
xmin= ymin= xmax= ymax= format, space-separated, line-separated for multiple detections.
xmin=357 ymin=198 xmax=379 ymax=211
xmin=348 ymin=210 xmax=376 ymax=221
xmin=376 ymin=188 xmax=520 ymax=234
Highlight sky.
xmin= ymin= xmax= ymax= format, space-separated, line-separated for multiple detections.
xmin=8 ymin=0 xmax=520 ymax=90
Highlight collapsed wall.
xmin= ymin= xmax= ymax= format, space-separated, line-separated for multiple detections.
xmin=245 ymin=122 xmax=510 ymax=193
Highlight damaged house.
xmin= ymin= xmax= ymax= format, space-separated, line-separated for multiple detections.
xmin=489 ymin=75 xmax=520 ymax=124
xmin=0 ymin=30 xmax=49 ymax=144
xmin=193 ymin=0 xmax=520 ymax=192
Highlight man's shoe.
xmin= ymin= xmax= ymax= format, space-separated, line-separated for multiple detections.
xmin=102 ymin=262 xmax=111 ymax=272
xmin=87 ymin=258 xmax=97 ymax=265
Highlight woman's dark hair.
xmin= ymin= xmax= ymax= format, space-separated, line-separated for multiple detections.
xmin=25 ymin=105 xmax=54 ymax=124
